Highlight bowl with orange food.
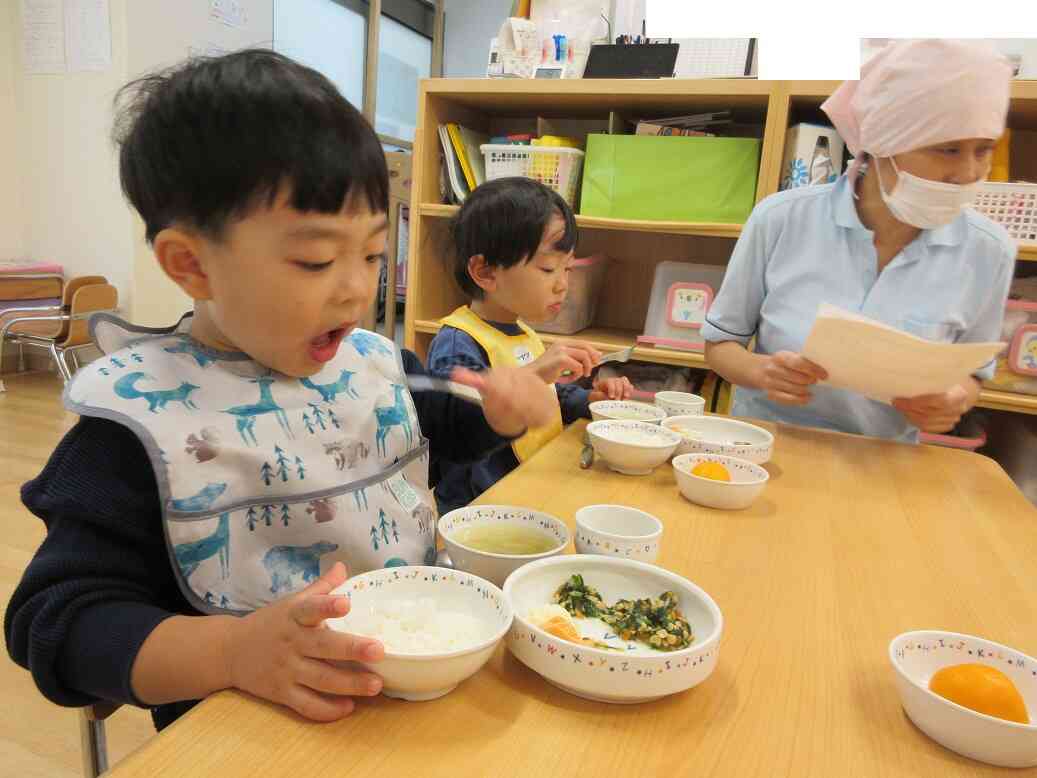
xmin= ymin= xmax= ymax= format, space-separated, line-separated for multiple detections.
xmin=889 ymin=630 xmax=1037 ymax=767
xmin=671 ymin=453 xmax=768 ymax=510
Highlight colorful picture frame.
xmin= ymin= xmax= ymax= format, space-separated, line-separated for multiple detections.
xmin=1009 ymin=323 xmax=1037 ymax=376
xmin=666 ymin=283 xmax=713 ymax=330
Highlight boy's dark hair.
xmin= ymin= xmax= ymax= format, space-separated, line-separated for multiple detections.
xmin=450 ymin=177 xmax=577 ymax=298
xmin=114 ymin=49 xmax=388 ymax=243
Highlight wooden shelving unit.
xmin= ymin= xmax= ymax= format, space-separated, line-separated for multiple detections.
xmin=405 ymin=78 xmax=1037 ymax=416
xmin=417 ymin=204 xmax=744 ymax=238
xmin=978 ymin=389 xmax=1037 ymax=416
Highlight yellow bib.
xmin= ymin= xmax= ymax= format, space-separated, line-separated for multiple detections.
xmin=439 ymin=306 xmax=564 ymax=462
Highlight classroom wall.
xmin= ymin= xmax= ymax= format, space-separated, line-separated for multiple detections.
xmin=0 ymin=2 xmax=24 ymax=260
xmin=5 ymin=1 xmax=273 ymax=331
xmin=442 ymin=0 xmax=511 ymax=78
xmin=9 ymin=0 xmax=134 ymax=312
xmin=125 ymin=0 xmax=273 ymax=326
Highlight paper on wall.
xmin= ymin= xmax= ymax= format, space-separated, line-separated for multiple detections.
xmin=65 ymin=0 xmax=111 ymax=72
xmin=21 ymin=0 xmax=65 ymax=74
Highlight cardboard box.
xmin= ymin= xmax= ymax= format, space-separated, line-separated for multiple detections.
xmin=779 ymin=123 xmax=845 ymax=190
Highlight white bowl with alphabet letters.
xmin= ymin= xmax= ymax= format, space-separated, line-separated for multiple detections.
xmin=438 ymin=505 xmax=570 ymax=587
xmin=327 ymin=566 xmax=512 ymax=701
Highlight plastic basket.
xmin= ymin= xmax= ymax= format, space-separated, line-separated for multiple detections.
xmin=972 ymin=182 xmax=1037 ymax=245
xmin=480 ymin=144 xmax=585 ymax=206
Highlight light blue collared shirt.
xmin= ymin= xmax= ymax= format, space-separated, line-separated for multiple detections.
xmin=700 ymin=175 xmax=1015 ymax=442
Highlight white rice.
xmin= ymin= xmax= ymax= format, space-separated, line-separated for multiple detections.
xmin=345 ymin=597 xmax=487 ymax=653
xmin=604 ymin=429 xmax=673 ymax=446
xmin=604 ymin=409 xmax=655 ymax=421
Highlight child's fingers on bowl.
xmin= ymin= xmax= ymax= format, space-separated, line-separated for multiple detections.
xmin=308 ymin=627 xmax=385 ymax=663
xmin=298 ymin=657 xmax=383 ymax=698
xmin=296 ymin=561 xmax=349 ymax=600
xmin=292 ymin=593 xmax=351 ymax=627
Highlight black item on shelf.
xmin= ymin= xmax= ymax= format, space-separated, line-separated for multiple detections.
xmin=583 ymin=43 xmax=680 ymax=79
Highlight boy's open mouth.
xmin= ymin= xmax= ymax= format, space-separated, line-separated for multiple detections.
xmin=308 ymin=324 xmax=352 ymax=363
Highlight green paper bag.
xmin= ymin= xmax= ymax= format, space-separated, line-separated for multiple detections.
xmin=579 ymin=134 xmax=761 ymax=223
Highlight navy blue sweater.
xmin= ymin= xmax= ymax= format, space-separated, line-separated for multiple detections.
xmin=4 ymin=350 xmax=509 ymax=731
xmin=427 ymin=322 xmax=590 ymax=515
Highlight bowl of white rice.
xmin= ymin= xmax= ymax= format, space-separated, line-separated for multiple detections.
xmin=586 ymin=419 xmax=681 ymax=475
xmin=589 ymin=400 xmax=667 ymax=424
xmin=326 ymin=566 xmax=512 ymax=701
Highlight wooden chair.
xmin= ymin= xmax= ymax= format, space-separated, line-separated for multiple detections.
xmin=80 ymin=702 xmax=120 ymax=777
xmin=0 ymin=278 xmax=117 ymax=389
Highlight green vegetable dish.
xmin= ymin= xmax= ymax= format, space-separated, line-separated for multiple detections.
xmin=553 ymin=574 xmax=694 ymax=652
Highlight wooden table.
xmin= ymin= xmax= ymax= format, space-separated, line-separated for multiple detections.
xmin=109 ymin=421 xmax=1037 ymax=777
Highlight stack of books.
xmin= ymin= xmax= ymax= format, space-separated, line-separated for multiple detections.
xmin=634 ymin=111 xmax=732 ymax=137
xmin=438 ymin=123 xmax=490 ymax=203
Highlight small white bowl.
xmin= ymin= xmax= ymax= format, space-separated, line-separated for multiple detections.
xmin=574 ymin=504 xmax=663 ymax=563
xmin=662 ymin=415 xmax=774 ymax=464
xmin=889 ymin=630 xmax=1037 ymax=767
xmin=503 ymin=555 xmax=722 ymax=704
xmin=586 ymin=419 xmax=682 ymax=475
xmin=589 ymin=400 xmax=667 ymax=424
xmin=327 ymin=566 xmax=512 ymax=701
xmin=654 ymin=391 xmax=706 ymax=417
xmin=438 ymin=505 xmax=569 ymax=588
xmin=672 ymin=453 xmax=769 ymax=510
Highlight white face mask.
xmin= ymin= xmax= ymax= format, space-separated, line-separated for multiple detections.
xmin=875 ymin=156 xmax=981 ymax=229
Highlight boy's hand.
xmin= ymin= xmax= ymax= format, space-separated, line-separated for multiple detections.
xmin=589 ymin=375 xmax=634 ymax=402
xmin=451 ymin=366 xmax=558 ymax=438
xmin=528 ymin=341 xmax=602 ymax=384
xmin=223 ymin=562 xmax=385 ymax=722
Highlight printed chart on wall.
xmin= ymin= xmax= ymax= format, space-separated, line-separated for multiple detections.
xmin=673 ymin=38 xmax=755 ymax=78
xmin=20 ymin=0 xmax=112 ymax=74
xmin=21 ymin=0 xmax=65 ymax=73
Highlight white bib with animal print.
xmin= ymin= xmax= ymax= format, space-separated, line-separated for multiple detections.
xmin=66 ymin=314 xmax=437 ymax=615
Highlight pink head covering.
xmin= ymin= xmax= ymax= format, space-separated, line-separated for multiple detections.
xmin=822 ymin=39 xmax=1012 ymax=182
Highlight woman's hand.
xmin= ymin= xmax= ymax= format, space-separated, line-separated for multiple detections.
xmin=892 ymin=381 xmax=978 ymax=433
xmin=755 ymin=351 xmax=828 ymax=406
